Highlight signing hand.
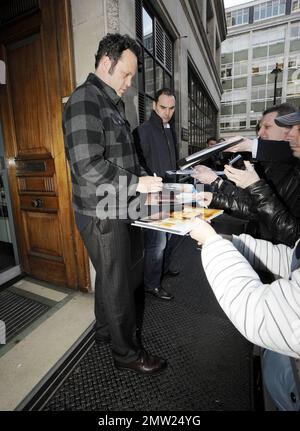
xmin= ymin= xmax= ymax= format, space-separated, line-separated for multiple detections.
xmin=137 ymin=176 xmax=163 ymax=193
xmin=190 ymin=218 xmax=217 ymax=245
xmin=192 ymin=165 xmax=218 ymax=184
xmin=225 ymin=137 xmax=253 ymax=153
xmin=224 ymin=161 xmax=260 ymax=189
xmin=196 ymin=191 xmax=213 ymax=207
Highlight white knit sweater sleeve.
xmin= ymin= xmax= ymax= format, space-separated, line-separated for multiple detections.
xmin=201 ymin=234 xmax=300 ymax=358
xmin=232 ymin=233 xmax=293 ymax=279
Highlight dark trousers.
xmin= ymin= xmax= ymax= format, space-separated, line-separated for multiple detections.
xmin=80 ymin=218 xmax=142 ymax=363
xmin=143 ymin=230 xmax=173 ymax=290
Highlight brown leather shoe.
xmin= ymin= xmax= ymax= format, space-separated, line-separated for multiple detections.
xmin=114 ymin=349 xmax=167 ymax=375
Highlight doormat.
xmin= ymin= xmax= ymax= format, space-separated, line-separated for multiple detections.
xmin=0 ymin=289 xmax=50 ymax=346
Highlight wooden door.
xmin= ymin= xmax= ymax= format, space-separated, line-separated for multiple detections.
xmin=0 ymin=0 xmax=90 ymax=290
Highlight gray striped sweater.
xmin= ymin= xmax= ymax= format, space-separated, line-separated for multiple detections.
xmin=201 ymin=234 xmax=300 ymax=358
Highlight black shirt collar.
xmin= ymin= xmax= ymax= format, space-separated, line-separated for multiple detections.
xmin=149 ymin=110 xmax=175 ymax=129
xmin=150 ymin=110 xmax=164 ymax=128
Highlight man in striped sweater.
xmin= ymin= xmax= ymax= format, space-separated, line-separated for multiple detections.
xmin=190 ymin=222 xmax=300 ymax=359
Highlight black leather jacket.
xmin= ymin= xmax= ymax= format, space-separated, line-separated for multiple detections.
xmin=210 ymin=159 xmax=300 ymax=246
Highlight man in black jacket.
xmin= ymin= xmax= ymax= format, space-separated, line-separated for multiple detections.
xmin=133 ymin=88 xmax=179 ymax=301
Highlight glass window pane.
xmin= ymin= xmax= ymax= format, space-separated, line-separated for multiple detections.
xmin=142 ymin=8 xmax=153 ymax=53
xmin=221 ymin=104 xmax=232 ymax=115
xmin=138 ymin=57 xmax=144 ymax=91
xmin=251 ymin=87 xmax=259 ymax=99
xmin=155 ymin=64 xmax=164 ymax=92
xmin=292 ymin=0 xmax=300 ymax=11
xmin=253 ymin=46 xmax=268 ymax=58
xmin=279 ymin=1 xmax=286 ymax=14
xmin=233 ymin=77 xmax=247 ymax=88
xmin=291 ymin=23 xmax=300 ymax=38
xmin=234 ymin=50 xmax=248 ymax=61
xmin=251 ymin=101 xmax=265 ymax=112
xmin=144 ymin=52 xmax=154 ymax=97
xmin=137 ymin=5 xmax=174 ymax=125
xmin=165 ymin=73 xmax=171 ymax=89
xmin=221 ymin=53 xmax=233 ymax=64
xmin=269 ymin=42 xmax=284 ymax=55
xmin=290 ymin=39 xmax=300 ymax=52
xmin=233 ymin=102 xmax=246 ymax=114
xmin=145 ymin=96 xmax=153 ymax=121
xmin=288 ymin=68 xmax=297 ymax=81
xmin=267 ymin=3 xmax=272 ymax=17
xmin=222 ymin=79 xmax=233 ymax=90
xmin=252 ymin=74 xmax=267 ymax=85
xmin=286 ymin=97 xmax=300 ymax=107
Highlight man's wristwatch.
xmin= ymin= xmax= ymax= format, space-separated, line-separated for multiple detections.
xmin=211 ymin=177 xmax=222 ymax=188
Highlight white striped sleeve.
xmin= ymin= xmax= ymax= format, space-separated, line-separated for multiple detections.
xmin=232 ymin=233 xmax=293 ymax=279
xmin=201 ymin=235 xmax=300 ymax=358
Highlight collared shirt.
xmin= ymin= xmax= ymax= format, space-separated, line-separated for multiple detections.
xmin=63 ymin=73 xmax=145 ymax=220
xmin=252 ymin=138 xmax=258 ymax=158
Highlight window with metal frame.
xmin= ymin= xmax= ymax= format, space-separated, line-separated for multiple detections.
xmin=292 ymin=0 xmax=300 ymax=12
xmin=188 ymin=66 xmax=218 ymax=155
xmin=254 ymin=0 xmax=286 ymax=21
xmin=226 ymin=8 xmax=249 ymax=27
xmin=135 ymin=0 xmax=174 ymax=123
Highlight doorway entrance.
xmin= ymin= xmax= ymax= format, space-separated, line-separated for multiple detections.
xmin=0 ymin=123 xmax=21 ymax=285
xmin=0 ymin=0 xmax=90 ymax=291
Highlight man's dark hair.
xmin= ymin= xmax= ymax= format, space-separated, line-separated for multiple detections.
xmin=154 ymin=88 xmax=176 ymax=103
xmin=206 ymin=136 xmax=217 ymax=144
xmin=263 ymin=103 xmax=296 ymax=118
xmin=95 ymin=33 xmax=140 ymax=71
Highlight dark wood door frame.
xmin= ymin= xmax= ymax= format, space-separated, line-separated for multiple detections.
xmin=0 ymin=0 xmax=90 ymax=292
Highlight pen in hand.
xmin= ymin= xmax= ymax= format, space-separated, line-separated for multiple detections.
xmin=197 ymin=195 xmax=208 ymax=209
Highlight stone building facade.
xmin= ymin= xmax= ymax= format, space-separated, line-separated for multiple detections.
xmin=221 ymin=0 xmax=300 ymax=138
xmin=70 ymin=0 xmax=227 ymax=154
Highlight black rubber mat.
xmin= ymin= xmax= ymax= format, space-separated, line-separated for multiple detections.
xmin=42 ymin=237 xmax=254 ymax=411
xmin=0 ymin=289 xmax=50 ymax=344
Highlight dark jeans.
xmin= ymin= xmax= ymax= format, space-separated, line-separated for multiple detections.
xmin=79 ymin=217 xmax=142 ymax=363
xmin=143 ymin=230 xmax=173 ymax=290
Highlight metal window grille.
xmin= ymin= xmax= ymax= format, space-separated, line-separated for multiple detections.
xmin=135 ymin=0 xmax=174 ymax=123
xmin=0 ymin=0 xmax=38 ymax=26
xmin=188 ymin=66 xmax=218 ymax=154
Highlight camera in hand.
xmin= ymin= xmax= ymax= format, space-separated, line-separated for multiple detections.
xmin=228 ymin=154 xmax=245 ymax=170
